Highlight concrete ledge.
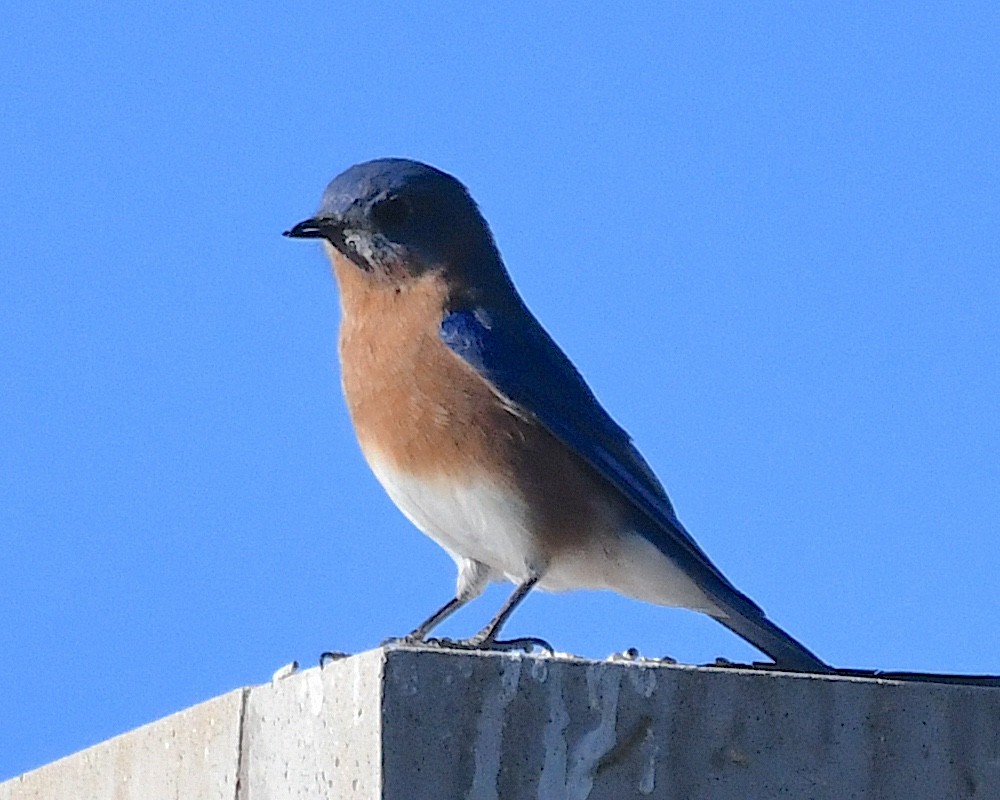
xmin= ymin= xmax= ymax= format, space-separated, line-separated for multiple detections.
xmin=1 ymin=688 xmax=245 ymax=800
xmin=4 ymin=646 xmax=1000 ymax=799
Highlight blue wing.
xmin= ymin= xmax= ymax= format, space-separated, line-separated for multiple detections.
xmin=439 ymin=304 xmax=749 ymax=603
xmin=440 ymin=303 xmax=831 ymax=672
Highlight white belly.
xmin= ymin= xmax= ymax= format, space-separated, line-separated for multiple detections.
xmin=365 ymin=450 xmax=543 ymax=583
xmin=364 ymin=449 xmax=720 ymax=614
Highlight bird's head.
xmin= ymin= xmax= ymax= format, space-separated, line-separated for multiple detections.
xmin=285 ymin=159 xmax=505 ymax=292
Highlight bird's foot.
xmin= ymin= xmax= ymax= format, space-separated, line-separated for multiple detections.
xmin=383 ymin=633 xmax=553 ymax=654
xmin=422 ymin=635 xmax=554 ymax=654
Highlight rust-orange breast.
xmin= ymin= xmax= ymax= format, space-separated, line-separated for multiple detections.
xmin=325 ymin=245 xmax=610 ymax=554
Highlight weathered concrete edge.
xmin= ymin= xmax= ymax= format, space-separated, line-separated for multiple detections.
xmin=4 ymin=646 xmax=999 ymax=800
xmin=238 ymin=646 xmax=388 ymax=799
xmin=0 ymin=686 xmax=248 ymax=800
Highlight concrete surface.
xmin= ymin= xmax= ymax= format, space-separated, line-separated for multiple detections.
xmin=0 ymin=688 xmax=245 ymax=800
xmin=3 ymin=645 xmax=1000 ymax=799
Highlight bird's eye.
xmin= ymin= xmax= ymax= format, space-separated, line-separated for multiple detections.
xmin=370 ymin=195 xmax=413 ymax=229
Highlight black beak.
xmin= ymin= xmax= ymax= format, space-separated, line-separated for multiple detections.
xmin=283 ymin=217 xmax=341 ymax=240
xmin=283 ymin=215 xmax=373 ymax=272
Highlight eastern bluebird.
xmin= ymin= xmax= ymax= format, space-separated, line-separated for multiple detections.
xmin=285 ymin=158 xmax=830 ymax=672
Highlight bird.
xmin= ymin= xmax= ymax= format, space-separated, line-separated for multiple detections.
xmin=284 ymin=158 xmax=831 ymax=673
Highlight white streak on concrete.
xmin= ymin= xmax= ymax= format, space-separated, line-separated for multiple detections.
xmin=639 ymin=727 xmax=658 ymax=794
xmin=537 ymin=669 xmax=571 ymax=798
xmin=566 ymin=668 xmax=622 ymax=797
xmin=466 ymin=658 xmax=522 ymax=800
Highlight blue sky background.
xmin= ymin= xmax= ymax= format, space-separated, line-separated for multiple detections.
xmin=3 ymin=2 xmax=998 ymax=779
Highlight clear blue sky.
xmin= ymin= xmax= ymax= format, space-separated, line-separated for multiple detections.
xmin=3 ymin=2 xmax=998 ymax=780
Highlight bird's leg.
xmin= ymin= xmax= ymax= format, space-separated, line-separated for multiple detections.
xmin=385 ymin=559 xmax=495 ymax=648
xmin=408 ymin=596 xmax=468 ymax=641
xmin=460 ymin=576 xmax=553 ymax=653
xmin=382 ymin=595 xmax=470 ymax=647
xmin=385 ymin=572 xmax=552 ymax=654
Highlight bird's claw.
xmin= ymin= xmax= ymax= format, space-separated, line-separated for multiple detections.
xmin=428 ymin=635 xmax=554 ymax=654
xmin=383 ymin=634 xmax=553 ymax=654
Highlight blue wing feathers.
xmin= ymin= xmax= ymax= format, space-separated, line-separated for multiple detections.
xmin=440 ymin=307 xmax=756 ymax=609
xmin=440 ymin=305 xmax=835 ymax=672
